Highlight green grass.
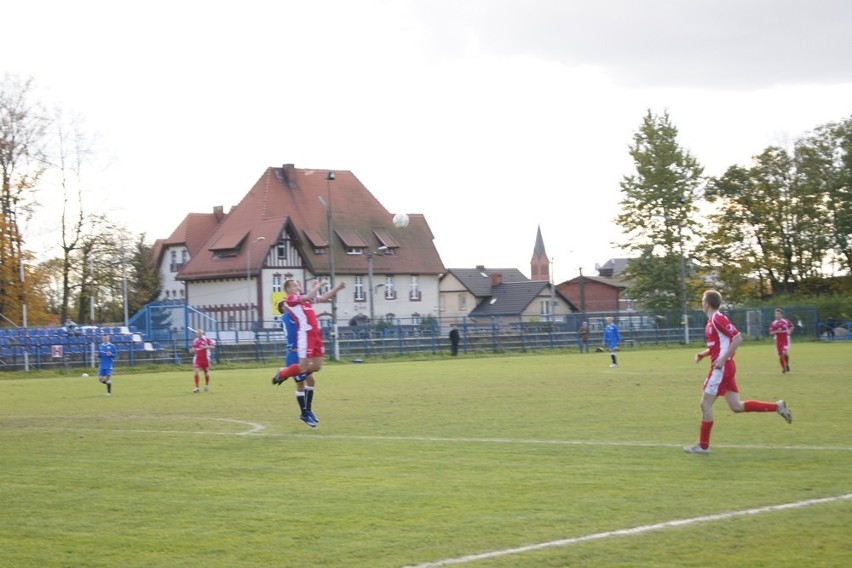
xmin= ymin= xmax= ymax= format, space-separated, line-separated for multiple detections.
xmin=1 ymin=342 xmax=850 ymax=567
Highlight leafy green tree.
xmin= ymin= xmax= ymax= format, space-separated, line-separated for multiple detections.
xmin=705 ymin=148 xmax=798 ymax=296
xmin=706 ymin=127 xmax=846 ymax=297
xmin=616 ymin=110 xmax=704 ymax=315
xmin=128 ymin=235 xmax=161 ymax=315
xmin=794 ymin=114 xmax=852 ymax=275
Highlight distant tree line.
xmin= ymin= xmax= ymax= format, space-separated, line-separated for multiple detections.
xmin=2 ymin=73 xmax=849 ymax=330
xmin=0 ymin=73 xmax=160 ymax=329
xmin=617 ymin=109 xmax=851 ymax=314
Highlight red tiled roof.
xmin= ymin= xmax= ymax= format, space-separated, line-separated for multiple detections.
xmin=156 ymin=211 xmax=228 ymax=266
xmin=175 ymin=165 xmax=445 ymax=281
xmin=209 ymin=232 xmax=248 ymax=251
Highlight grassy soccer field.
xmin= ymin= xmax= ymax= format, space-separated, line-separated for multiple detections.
xmin=1 ymin=342 xmax=850 ymax=567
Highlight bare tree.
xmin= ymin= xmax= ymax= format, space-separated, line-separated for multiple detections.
xmin=53 ymin=110 xmax=94 ymax=323
xmin=0 ymin=74 xmax=49 ymax=324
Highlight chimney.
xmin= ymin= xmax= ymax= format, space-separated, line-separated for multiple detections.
xmin=491 ymin=273 xmax=503 ymax=287
xmin=213 ymin=206 xmax=225 ymax=222
xmin=281 ymin=163 xmax=296 ymax=189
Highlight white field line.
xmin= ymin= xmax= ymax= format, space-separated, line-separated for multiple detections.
xmin=9 ymin=423 xmax=852 ymax=452
xmin=403 ymin=493 xmax=852 ymax=568
xmin=296 ymin=434 xmax=852 ymax=453
xmin=17 ymin=418 xmax=265 ymax=436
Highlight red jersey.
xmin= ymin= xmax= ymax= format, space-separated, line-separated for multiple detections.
xmin=192 ymin=336 xmax=215 ymax=368
xmin=769 ymin=318 xmax=793 ymax=348
xmin=285 ymin=293 xmax=319 ymax=334
xmin=705 ymin=310 xmax=739 ymax=366
xmin=285 ymin=292 xmax=325 ymax=358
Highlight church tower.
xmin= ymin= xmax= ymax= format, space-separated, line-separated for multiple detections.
xmin=530 ymin=225 xmax=550 ymax=282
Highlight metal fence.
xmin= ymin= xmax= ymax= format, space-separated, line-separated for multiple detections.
xmin=1 ymin=305 xmax=846 ymax=372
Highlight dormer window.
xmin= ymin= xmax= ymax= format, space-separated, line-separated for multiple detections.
xmin=209 ymin=232 xmax=247 ymax=259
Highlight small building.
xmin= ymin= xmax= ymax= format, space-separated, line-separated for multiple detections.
xmin=557 ymin=258 xmax=632 ymax=314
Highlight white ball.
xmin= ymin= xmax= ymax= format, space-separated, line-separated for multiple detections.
xmin=81 ymin=373 xmax=89 ymax=377
xmin=393 ymin=213 xmax=409 ymax=228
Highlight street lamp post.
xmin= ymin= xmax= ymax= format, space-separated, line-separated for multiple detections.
xmin=325 ymin=171 xmax=339 ymax=361
xmin=122 ymin=253 xmax=129 ymax=327
xmin=246 ymin=236 xmax=266 ymax=332
xmin=549 ymin=256 xmax=556 ymax=323
xmin=677 ymin=224 xmax=689 ymax=344
xmin=19 ymin=255 xmax=29 ymax=372
xmin=368 ymin=250 xmax=375 ymax=323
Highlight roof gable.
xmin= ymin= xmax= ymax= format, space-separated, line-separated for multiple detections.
xmin=335 ymin=228 xmax=369 ymax=248
xmin=173 ymin=165 xmax=445 ymax=281
xmin=209 ymin=232 xmax=248 ymax=251
xmin=447 ymin=267 xmax=530 ymax=297
xmin=468 ymin=281 xmax=553 ymax=317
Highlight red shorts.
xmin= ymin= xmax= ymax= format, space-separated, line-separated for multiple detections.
xmin=775 ymin=339 xmax=790 ymax=356
xmin=703 ymin=359 xmax=739 ymax=396
xmin=297 ymin=330 xmax=325 ymax=359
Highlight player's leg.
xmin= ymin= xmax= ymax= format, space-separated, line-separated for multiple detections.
xmin=294 ymin=376 xmax=316 ymax=427
xmin=686 ymin=370 xmax=722 ymax=453
xmin=274 ymin=357 xmax=311 ymax=383
xmin=273 ymin=335 xmax=311 ymax=383
xmin=726 ymin=390 xmax=792 ymax=423
xmin=685 ymin=392 xmax=716 ymax=454
xmin=204 ymin=366 xmax=210 ymax=392
xmin=304 ymin=374 xmax=318 ymax=423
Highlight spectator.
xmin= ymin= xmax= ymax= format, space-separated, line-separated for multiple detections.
xmin=578 ymin=321 xmax=590 ymax=353
xmin=449 ymin=325 xmax=460 ymax=356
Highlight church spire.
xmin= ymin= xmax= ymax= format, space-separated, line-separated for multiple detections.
xmin=530 ymin=225 xmax=550 ymax=282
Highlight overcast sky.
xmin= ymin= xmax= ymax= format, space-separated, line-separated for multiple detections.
xmin=5 ymin=0 xmax=852 ymax=282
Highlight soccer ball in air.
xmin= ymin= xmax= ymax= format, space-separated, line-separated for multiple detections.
xmin=393 ymin=213 xmax=409 ymax=228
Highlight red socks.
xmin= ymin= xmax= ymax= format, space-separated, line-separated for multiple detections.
xmin=699 ymin=420 xmax=713 ymax=449
xmin=744 ymin=400 xmax=777 ymax=412
xmin=278 ymin=363 xmax=303 ymax=380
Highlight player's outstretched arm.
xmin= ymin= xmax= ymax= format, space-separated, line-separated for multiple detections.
xmin=299 ymin=279 xmax=326 ymax=302
xmin=317 ymin=281 xmax=346 ymax=303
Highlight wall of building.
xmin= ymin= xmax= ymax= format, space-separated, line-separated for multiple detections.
xmin=438 ymin=273 xmax=477 ymax=323
xmin=559 ymin=280 xmax=623 ymax=313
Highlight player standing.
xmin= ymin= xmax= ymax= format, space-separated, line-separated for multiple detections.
xmin=271 ymin=278 xmax=345 ymax=386
xmin=684 ymin=290 xmax=793 ymax=455
xmin=769 ymin=308 xmax=794 ymax=374
xmin=602 ymin=317 xmax=622 ymax=367
xmin=191 ymin=329 xmax=215 ymax=392
xmin=98 ymin=334 xmax=118 ymax=396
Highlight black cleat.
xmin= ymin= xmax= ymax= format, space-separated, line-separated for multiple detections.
xmin=272 ymin=369 xmax=288 ymax=385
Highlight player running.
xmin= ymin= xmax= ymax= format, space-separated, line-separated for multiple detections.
xmin=684 ymin=290 xmax=793 ymax=455
xmin=98 ymin=334 xmax=118 ymax=396
xmin=769 ymin=308 xmax=794 ymax=374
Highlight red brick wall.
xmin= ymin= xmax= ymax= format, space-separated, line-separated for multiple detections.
xmin=558 ymin=280 xmax=622 ymax=312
